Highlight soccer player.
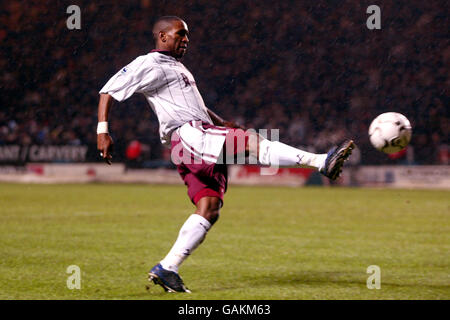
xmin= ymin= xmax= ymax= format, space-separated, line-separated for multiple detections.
xmin=97 ymin=16 xmax=355 ymax=293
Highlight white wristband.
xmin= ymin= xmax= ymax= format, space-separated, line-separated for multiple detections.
xmin=97 ymin=122 xmax=109 ymax=134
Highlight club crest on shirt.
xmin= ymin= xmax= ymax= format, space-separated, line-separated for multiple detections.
xmin=180 ymin=73 xmax=191 ymax=87
xmin=121 ymin=67 xmax=128 ymax=74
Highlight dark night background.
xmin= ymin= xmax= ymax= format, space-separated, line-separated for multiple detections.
xmin=0 ymin=0 xmax=448 ymax=166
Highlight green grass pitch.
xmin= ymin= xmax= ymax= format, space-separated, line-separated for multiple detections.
xmin=0 ymin=183 xmax=448 ymax=300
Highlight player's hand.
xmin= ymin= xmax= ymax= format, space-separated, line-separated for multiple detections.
xmin=97 ymin=133 xmax=114 ymax=165
xmin=223 ymin=121 xmax=245 ymax=130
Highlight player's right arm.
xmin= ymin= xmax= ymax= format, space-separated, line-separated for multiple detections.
xmin=97 ymin=93 xmax=114 ymax=165
xmin=96 ymin=55 xmax=157 ymax=165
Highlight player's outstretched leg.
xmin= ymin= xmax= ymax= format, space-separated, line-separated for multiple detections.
xmin=256 ymin=137 xmax=327 ymax=169
xmin=319 ymin=140 xmax=355 ymax=180
xmin=250 ymin=133 xmax=355 ymax=180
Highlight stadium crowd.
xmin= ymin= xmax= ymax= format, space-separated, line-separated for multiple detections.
xmin=0 ymin=0 xmax=448 ymax=165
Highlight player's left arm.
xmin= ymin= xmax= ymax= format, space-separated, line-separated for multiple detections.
xmin=206 ymin=107 xmax=245 ymax=129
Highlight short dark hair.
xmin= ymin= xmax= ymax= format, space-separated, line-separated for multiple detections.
xmin=152 ymin=16 xmax=184 ymax=41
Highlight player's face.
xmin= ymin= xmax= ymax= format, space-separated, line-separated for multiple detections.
xmin=164 ymin=20 xmax=189 ymax=58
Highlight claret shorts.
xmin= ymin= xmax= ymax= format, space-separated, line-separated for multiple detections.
xmin=170 ymin=121 xmax=249 ymax=205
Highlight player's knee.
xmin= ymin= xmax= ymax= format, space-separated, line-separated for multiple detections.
xmin=196 ymin=197 xmax=221 ymax=225
xmin=205 ymin=209 xmax=220 ymax=225
xmin=199 ymin=205 xmax=220 ymax=224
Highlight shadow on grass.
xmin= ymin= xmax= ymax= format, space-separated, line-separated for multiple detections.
xmin=206 ymin=270 xmax=450 ymax=292
xmin=107 ymin=270 xmax=450 ymax=299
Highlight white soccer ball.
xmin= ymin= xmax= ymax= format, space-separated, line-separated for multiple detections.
xmin=368 ymin=112 xmax=412 ymax=154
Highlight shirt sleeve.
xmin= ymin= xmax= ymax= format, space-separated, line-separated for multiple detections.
xmin=99 ymin=55 xmax=159 ymax=102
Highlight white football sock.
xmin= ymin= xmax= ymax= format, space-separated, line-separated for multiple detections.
xmin=258 ymin=139 xmax=327 ymax=171
xmin=159 ymin=214 xmax=211 ymax=273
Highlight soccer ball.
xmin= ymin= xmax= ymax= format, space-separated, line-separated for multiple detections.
xmin=368 ymin=112 xmax=412 ymax=154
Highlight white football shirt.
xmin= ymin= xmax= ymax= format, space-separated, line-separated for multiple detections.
xmin=99 ymin=51 xmax=214 ymax=146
